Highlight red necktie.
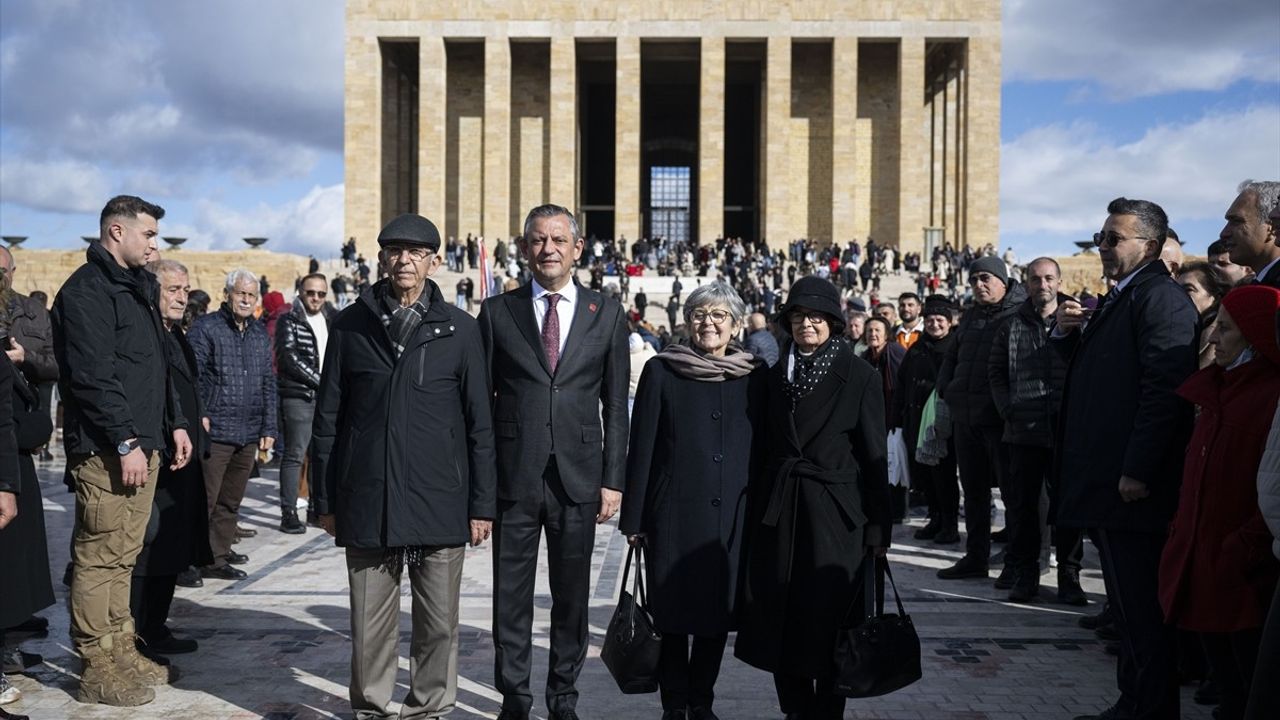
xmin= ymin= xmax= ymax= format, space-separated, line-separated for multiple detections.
xmin=541 ymin=293 xmax=561 ymax=373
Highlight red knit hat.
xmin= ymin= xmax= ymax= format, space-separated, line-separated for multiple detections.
xmin=1220 ymin=285 xmax=1280 ymax=365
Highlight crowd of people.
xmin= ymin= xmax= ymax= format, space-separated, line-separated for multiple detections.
xmin=0 ymin=182 xmax=1278 ymax=720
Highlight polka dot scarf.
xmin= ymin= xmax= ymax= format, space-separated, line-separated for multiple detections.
xmin=784 ymin=336 xmax=842 ymax=405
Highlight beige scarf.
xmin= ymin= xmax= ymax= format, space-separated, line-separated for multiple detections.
xmin=656 ymin=343 xmax=759 ymax=382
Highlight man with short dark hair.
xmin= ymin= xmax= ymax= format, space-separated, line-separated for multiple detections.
xmin=188 ymin=269 xmax=278 ymax=581
xmin=275 ymin=273 xmax=335 ymax=534
xmin=311 ymin=213 xmax=496 ymax=720
xmin=54 ymin=195 xmax=192 ymax=706
xmin=894 ymin=292 xmax=923 ymax=349
xmin=1221 ymin=179 xmax=1280 ymax=288
xmin=1054 ymin=197 xmax=1198 ymax=720
xmin=988 ymin=257 xmax=1084 ymax=605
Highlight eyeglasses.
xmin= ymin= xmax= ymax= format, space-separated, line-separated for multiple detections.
xmin=690 ymin=309 xmax=732 ymax=325
xmin=969 ymin=272 xmax=997 ymax=285
xmin=304 ymin=290 xmax=327 ymax=298
xmin=1092 ymin=232 xmax=1150 ymax=249
xmin=384 ymin=246 xmax=433 ymax=260
xmin=788 ymin=311 xmax=828 ymax=325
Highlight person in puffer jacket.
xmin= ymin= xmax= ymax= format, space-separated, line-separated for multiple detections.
xmin=934 ymin=255 xmax=1025 ymax=582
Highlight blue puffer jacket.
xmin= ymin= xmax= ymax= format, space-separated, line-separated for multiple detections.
xmin=187 ymin=305 xmax=279 ymax=446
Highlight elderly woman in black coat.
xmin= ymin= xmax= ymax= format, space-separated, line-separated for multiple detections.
xmin=621 ymin=281 xmax=767 ymax=720
xmin=735 ymin=276 xmax=891 ymax=720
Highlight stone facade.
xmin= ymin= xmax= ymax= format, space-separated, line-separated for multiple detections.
xmin=345 ymin=0 xmax=1001 ymax=257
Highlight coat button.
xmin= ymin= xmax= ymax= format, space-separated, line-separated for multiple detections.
xmin=711 ymin=498 xmax=721 ymax=507
xmin=713 ymin=453 xmax=722 ymax=463
xmin=434 ymin=328 xmax=440 ymax=334
xmin=711 ymin=411 xmax=721 ymax=420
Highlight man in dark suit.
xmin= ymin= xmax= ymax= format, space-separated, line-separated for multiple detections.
xmin=479 ymin=204 xmax=629 ymax=720
xmin=1053 ymin=197 xmax=1198 ymax=720
xmin=1220 ymin=179 xmax=1280 ymax=289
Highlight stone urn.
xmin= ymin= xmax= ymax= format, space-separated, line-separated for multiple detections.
xmin=243 ymin=237 xmax=269 ymax=249
xmin=1 ymin=236 xmax=27 ymax=248
xmin=164 ymin=237 xmax=187 ymax=248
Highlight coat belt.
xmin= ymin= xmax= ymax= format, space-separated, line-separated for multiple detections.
xmin=762 ymin=457 xmax=861 ymax=528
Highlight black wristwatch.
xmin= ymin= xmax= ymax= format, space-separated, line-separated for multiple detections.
xmin=116 ymin=438 xmax=140 ymax=456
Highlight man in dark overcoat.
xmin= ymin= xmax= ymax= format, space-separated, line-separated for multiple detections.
xmin=130 ymin=259 xmax=212 ymax=660
xmin=310 ymin=214 xmax=496 ymax=719
xmin=1053 ymin=198 xmax=1198 ymax=720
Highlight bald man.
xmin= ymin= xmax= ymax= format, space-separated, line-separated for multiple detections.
xmin=0 ymin=247 xmax=58 ymax=387
xmin=742 ymin=312 xmax=779 ymax=367
xmin=1159 ymin=234 xmax=1184 ymax=276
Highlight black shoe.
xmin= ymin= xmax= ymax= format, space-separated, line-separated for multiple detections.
xmin=937 ymin=554 xmax=989 ymax=580
xmin=4 ymin=615 xmax=49 ymax=636
xmin=991 ymin=527 xmax=1009 ymax=543
xmin=235 ymin=525 xmax=257 ymax=538
xmin=662 ymin=711 xmax=689 ymax=720
xmin=496 ymin=711 xmax=529 ymax=720
xmin=550 ymin=712 xmax=580 ymax=720
xmin=1057 ymin=568 xmax=1088 ymax=606
xmin=201 ymin=564 xmax=248 ymax=580
xmin=993 ymin=565 xmax=1016 ymax=590
xmin=145 ymin=632 xmax=198 ymax=655
xmin=176 ymin=567 xmax=204 ymax=588
xmin=1078 ymin=604 xmax=1112 ymax=630
xmin=1 ymin=649 xmax=42 ymax=673
xmin=689 ymin=707 xmax=719 ymax=720
xmin=913 ymin=518 xmax=942 ymax=540
xmin=279 ymin=510 xmax=305 ymax=534
xmin=225 ymin=551 xmax=249 ymax=565
xmin=1194 ymin=678 xmax=1221 ymax=705
xmin=933 ymin=525 xmax=961 ymax=544
xmin=1008 ymin=575 xmax=1041 ymax=603
xmin=1094 ymin=623 xmax=1120 ymax=642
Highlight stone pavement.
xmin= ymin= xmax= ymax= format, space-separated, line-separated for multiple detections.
xmin=4 ymin=448 xmax=1214 ymax=720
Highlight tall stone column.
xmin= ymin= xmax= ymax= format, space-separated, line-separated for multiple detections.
xmin=763 ymin=35 xmax=792 ymax=249
xmin=897 ymin=36 xmax=928 ymax=255
xmin=831 ymin=36 xmax=858 ymax=246
xmin=965 ymin=34 xmax=1000 ymax=251
xmin=549 ymin=37 xmax=577 ymax=211
xmin=615 ymin=36 xmax=641 ymax=242
xmin=484 ymin=37 xmax=511 ymax=241
xmin=344 ymin=30 xmax=380 ymax=254
xmin=418 ymin=36 xmax=448 ymax=227
xmin=698 ymin=37 xmax=725 ymax=246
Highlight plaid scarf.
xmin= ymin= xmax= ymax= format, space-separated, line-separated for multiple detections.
xmin=377 ymin=285 xmax=429 ymax=359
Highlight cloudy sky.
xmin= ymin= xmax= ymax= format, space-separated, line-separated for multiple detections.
xmin=1 ymin=0 xmax=1277 ymax=259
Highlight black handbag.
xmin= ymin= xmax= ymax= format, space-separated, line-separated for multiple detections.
xmin=832 ymin=555 xmax=922 ymax=698
xmin=601 ymin=543 xmax=662 ymax=694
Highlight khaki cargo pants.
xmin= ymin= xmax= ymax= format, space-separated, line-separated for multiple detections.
xmin=69 ymin=451 xmax=160 ymax=653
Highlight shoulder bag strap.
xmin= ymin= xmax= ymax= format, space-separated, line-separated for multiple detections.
xmin=881 ymin=559 xmax=908 ymax=617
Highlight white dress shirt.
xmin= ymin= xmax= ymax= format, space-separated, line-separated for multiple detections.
xmin=531 ymin=277 xmax=577 ymax=355
xmin=305 ymin=310 xmax=329 ymax=372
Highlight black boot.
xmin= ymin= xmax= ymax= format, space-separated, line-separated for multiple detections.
xmin=1007 ymin=567 xmax=1041 ymax=603
xmin=913 ymin=517 xmax=942 ymax=540
xmin=279 ymin=509 xmax=305 ymax=534
xmin=937 ymin=553 xmax=989 ymax=580
xmin=1057 ymin=567 xmax=1087 ymax=606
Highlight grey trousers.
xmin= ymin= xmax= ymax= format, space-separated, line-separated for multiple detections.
xmin=346 ymin=545 xmax=465 ymax=720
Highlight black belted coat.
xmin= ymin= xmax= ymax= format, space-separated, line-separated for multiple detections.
xmin=735 ymin=339 xmax=891 ymax=679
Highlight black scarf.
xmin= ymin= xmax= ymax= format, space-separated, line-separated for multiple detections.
xmin=783 ymin=336 xmax=843 ymax=404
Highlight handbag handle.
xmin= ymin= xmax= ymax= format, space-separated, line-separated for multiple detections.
xmin=620 ymin=543 xmax=649 ymax=609
xmin=878 ymin=559 xmax=908 ymax=618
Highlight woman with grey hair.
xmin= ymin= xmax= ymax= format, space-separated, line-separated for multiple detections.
xmin=620 ymin=281 xmax=766 ymax=720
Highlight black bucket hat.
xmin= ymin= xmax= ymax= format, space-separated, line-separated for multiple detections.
xmin=777 ymin=276 xmax=846 ymax=335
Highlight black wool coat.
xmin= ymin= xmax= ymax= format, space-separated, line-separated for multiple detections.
xmin=135 ymin=327 xmax=213 ymax=576
xmin=0 ymin=355 xmax=54 ymax=627
xmin=735 ymin=339 xmax=891 ymax=679
xmin=1052 ymin=261 xmax=1198 ymax=532
xmin=619 ymin=357 xmax=768 ymax=635
xmin=310 ymin=280 xmax=497 ymax=549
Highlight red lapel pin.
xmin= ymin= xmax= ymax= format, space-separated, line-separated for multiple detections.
xmin=588 ymin=302 xmax=598 ymax=313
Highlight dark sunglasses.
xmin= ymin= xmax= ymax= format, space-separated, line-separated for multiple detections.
xmin=1093 ymin=232 xmax=1151 ymax=249
xmin=304 ymin=290 xmax=327 ymax=298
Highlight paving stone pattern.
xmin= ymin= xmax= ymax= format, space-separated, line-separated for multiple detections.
xmin=4 ymin=446 xmax=1215 ymax=720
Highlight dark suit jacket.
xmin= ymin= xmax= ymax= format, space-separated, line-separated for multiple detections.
xmin=1256 ymin=259 xmax=1280 ymax=289
xmin=1052 ymin=260 xmax=1199 ymax=532
xmin=478 ymin=282 xmax=629 ymax=504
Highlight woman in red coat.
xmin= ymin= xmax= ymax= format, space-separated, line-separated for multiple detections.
xmin=1159 ymin=285 xmax=1280 ymax=720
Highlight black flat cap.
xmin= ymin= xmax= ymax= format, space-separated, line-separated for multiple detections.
xmin=377 ymin=213 xmax=442 ymax=251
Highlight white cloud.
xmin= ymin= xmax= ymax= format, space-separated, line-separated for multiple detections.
xmin=175 ymin=184 xmax=344 ymax=257
xmin=0 ymin=158 xmax=110 ymax=214
xmin=1005 ymin=0 xmax=1280 ymax=97
xmin=1000 ymin=104 xmax=1280 ymax=251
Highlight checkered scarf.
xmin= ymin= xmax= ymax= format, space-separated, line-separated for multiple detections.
xmin=377 ymin=285 xmax=429 ymax=359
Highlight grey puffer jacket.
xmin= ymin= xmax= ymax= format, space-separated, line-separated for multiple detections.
xmin=1260 ymin=399 xmax=1280 ymax=561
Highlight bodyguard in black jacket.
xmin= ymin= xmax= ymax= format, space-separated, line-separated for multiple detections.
xmin=987 ymin=258 xmax=1082 ymax=604
xmin=934 ymin=256 xmax=1025 ymax=580
xmin=310 ymin=214 xmax=496 ymax=719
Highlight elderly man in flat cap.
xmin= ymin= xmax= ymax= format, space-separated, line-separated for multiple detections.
xmin=310 ymin=214 xmax=497 ymax=719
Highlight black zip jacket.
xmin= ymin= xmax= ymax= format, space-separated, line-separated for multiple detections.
xmin=275 ymin=300 xmax=337 ymax=401
xmin=936 ymin=282 xmax=1027 ymax=427
xmin=988 ymin=295 xmax=1070 ymax=448
xmin=52 ymin=243 xmax=185 ymax=455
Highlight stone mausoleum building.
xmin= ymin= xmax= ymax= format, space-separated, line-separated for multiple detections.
xmin=344 ymin=1 xmax=1000 ymax=257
